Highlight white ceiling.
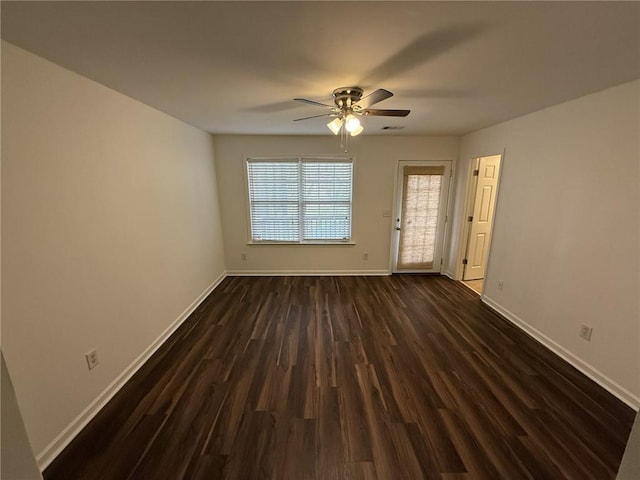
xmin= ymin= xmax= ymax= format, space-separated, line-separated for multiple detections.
xmin=2 ymin=1 xmax=639 ymax=136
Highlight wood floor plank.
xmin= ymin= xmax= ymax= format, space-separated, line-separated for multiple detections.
xmin=335 ymin=341 xmax=373 ymax=463
xmin=316 ymin=386 xmax=345 ymax=480
xmin=43 ymin=275 xmax=636 ymax=480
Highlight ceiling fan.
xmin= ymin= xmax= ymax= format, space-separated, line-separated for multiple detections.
xmin=293 ymin=87 xmax=410 ymax=136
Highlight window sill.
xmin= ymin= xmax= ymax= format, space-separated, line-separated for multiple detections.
xmin=246 ymin=241 xmax=356 ymax=246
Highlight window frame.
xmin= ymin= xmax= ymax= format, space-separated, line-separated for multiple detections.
xmin=244 ymin=155 xmax=355 ymax=245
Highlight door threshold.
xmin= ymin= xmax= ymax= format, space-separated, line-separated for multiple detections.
xmin=462 ymin=279 xmax=483 ymax=295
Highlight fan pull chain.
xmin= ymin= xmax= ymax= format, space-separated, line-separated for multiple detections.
xmin=341 ymin=123 xmax=349 ymax=153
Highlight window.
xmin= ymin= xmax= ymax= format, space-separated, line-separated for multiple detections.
xmin=246 ymin=157 xmax=353 ymax=243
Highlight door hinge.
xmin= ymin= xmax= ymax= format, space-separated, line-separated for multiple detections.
xmin=462 ymin=259 xmax=468 ymax=265
xmin=440 ymin=258 xmax=443 ymax=265
xmin=467 ymin=216 xmax=473 ymax=222
xmin=473 ymin=169 xmax=479 ymax=176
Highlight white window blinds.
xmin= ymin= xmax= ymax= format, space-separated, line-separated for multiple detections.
xmin=247 ymin=157 xmax=353 ymax=243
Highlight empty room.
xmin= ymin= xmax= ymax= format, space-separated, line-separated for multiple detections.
xmin=1 ymin=2 xmax=639 ymax=479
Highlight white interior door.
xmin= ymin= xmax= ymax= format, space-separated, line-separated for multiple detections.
xmin=463 ymin=155 xmax=501 ymax=280
xmin=392 ymin=161 xmax=451 ymax=273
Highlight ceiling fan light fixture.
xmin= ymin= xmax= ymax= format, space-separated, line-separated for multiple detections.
xmin=350 ymin=124 xmax=364 ymax=136
xmin=344 ymin=114 xmax=361 ymax=133
xmin=327 ymin=117 xmax=343 ymax=135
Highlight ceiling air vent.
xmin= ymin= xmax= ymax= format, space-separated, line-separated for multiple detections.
xmin=381 ymin=126 xmax=405 ymax=130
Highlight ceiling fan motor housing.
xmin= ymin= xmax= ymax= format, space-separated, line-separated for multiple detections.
xmin=333 ymin=87 xmax=363 ymax=109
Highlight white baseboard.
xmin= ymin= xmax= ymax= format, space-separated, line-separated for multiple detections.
xmin=443 ymin=270 xmax=456 ymax=280
xmin=482 ymin=296 xmax=640 ymax=411
xmin=36 ymin=272 xmax=228 ymax=470
xmin=226 ymin=269 xmax=390 ymax=276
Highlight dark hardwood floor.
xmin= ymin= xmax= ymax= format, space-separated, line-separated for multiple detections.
xmin=44 ymin=275 xmax=636 ymax=479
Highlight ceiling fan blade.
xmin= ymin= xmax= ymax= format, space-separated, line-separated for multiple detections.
xmin=293 ymin=113 xmax=334 ymax=121
xmin=362 ymin=109 xmax=411 ymax=117
xmin=357 ymin=89 xmax=393 ymax=108
xmin=293 ymin=98 xmax=333 ymax=108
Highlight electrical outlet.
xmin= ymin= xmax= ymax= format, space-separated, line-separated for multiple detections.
xmin=363 ymin=252 xmax=369 ymax=260
xmin=497 ymin=281 xmax=504 ymax=290
xmin=85 ymin=349 xmax=99 ymax=370
xmin=241 ymin=253 xmax=247 ymax=260
xmin=579 ymin=324 xmax=593 ymax=341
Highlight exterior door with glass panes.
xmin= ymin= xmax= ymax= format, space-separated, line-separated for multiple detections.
xmin=392 ymin=161 xmax=451 ymax=273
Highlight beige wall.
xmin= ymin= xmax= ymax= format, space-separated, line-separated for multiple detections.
xmin=214 ymin=135 xmax=459 ymax=273
xmin=448 ymin=80 xmax=640 ymax=406
xmin=1 ymin=42 xmax=226 ymax=464
xmin=1 ymin=354 xmax=44 ymax=479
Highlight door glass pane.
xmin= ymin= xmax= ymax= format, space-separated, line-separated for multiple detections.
xmin=397 ymin=173 xmax=443 ymax=269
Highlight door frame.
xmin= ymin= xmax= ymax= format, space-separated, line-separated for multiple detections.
xmin=389 ymin=160 xmax=453 ymax=274
xmin=454 ymin=152 xmax=505 ymax=282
